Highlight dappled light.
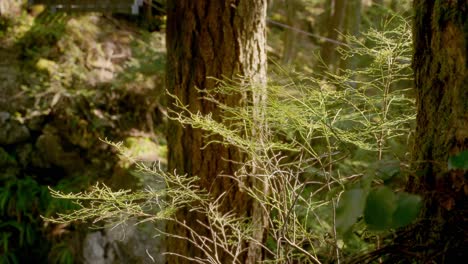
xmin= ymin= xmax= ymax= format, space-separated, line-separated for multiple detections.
xmin=0 ymin=0 xmax=466 ymax=263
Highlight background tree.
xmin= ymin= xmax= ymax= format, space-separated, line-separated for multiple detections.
xmin=389 ymin=1 xmax=467 ymax=262
xmin=281 ymin=0 xmax=302 ymax=65
xmin=320 ymin=0 xmax=347 ymax=71
xmin=165 ymin=1 xmax=267 ymax=263
xmin=339 ymin=0 xmax=361 ymax=72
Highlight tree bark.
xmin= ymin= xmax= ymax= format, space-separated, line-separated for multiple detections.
xmin=165 ymin=1 xmax=267 ymax=263
xmin=339 ymin=0 xmax=361 ymax=75
xmin=281 ymin=0 xmax=301 ymax=65
xmin=398 ymin=0 xmax=467 ymax=262
xmin=321 ymin=0 xmax=347 ymax=71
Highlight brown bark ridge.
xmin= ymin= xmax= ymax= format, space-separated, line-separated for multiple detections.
xmin=393 ymin=1 xmax=467 ymax=262
xmin=165 ymin=1 xmax=267 ymax=263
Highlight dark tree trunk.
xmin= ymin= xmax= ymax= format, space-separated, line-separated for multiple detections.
xmin=165 ymin=1 xmax=267 ymax=263
xmin=395 ymin=1 xmax=467 ymax=262
xmin=321 ymin=0 xmax=347 ymax=71
xmin=281 ymin=0 xmax=301 ymax=65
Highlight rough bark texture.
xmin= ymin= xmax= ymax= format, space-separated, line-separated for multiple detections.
xmin=165 ymin=1 xmax=267 ymax=263
xmin=402 ymin=0 xmax=467 ymax=262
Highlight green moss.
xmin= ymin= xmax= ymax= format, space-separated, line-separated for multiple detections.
xmin=124 ymin=137 xmax=166 ymax=162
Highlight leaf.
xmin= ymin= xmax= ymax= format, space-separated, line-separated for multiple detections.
xmin=391 ymin=192 xmax=421 ymax=228
xmin=336 ymin=189 xmax=367 ymax=235
xmin=364 ymin=186 xmax=397 ymax=230
xmin=0 ymin=187 xmax=11 ymax=214
xmin=372 ymin=160 xmax=400 ymax=181
xmin=448 ymin=150 xmax=468 ymax=170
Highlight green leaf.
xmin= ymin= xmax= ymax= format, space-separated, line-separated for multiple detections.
xmin=391 ymin=192 xmax=421 ymax=228
xmin=0 ymin=187 xmax=11 ymax=214
xmin=448 ymin=150 xmax=468 ymax=170
xmin=364 ymin=186 xmax=397 ymax=230
xmin=372 ymin=160 xmax=400 ymax=181
xmin=25 ymin=224 xmax=36 ymax=245
xmin=336 ymin=188 xmax=367 ymax=234
xmin=1 ymin=232 xmax=12 ymax=252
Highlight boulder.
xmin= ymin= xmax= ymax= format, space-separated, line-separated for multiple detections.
xmin=35 ymin=125 xmax=84 ymax=173
xmin=0 ymin=111 xmax=30 ymax=145
xmin=83 ymin=220 xmax=164 ymax=264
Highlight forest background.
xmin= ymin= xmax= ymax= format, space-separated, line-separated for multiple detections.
xmin=0 ymin=0 xmax=466 ymax=264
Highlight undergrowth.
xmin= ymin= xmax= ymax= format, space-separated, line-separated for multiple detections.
xmin=0 ymin=9 xmax=166 ymax=264
xmin=46 ymin=15 xmax=418 ymax=263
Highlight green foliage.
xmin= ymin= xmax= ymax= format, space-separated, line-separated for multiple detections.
xmin=448 ymin=150 xmax=468 ymax=170
xmin=391 ymin=192 xmax=421 ymax=228
xmin=337 ymin=186 xmax=421 ymax=233
xmin=117 ymin=32 xmax=166 ymax=80
xmin=371 ymin=160 xmax=401 ymax=182
xmin=49 ymin=241 xmax=74 ymax=264
xmin=2 ymin=9 xmax=167 ymax=263
xmin=0 ymin=174 xmax=78 ymax=263
xmin=0 ymin=251 xmax=18 ymax=264
xmin=7 ymin=11 xmax=165 ymax=135
xmin=364 ymin=186 xmax=397 ymax=230
xmin=168 ymin=14 xmax=417 ymax=261
xmin=336 ymin=189 xmax=367 ymax=234
xmin=45 ymin=140 xmax=207 ymax=227
xmin=47 ymin=14 xmax=416 ymax=264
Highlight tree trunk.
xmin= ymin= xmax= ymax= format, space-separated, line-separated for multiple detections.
xmin=165 ymin=1 xmax=267 ymax=263
xmin=281 ymin=0 xmax=301 ymax=65
xmin=397 ymin=1 xmax=467 ymax=262
xmin=321 ymin=0 xmax=347 ymax=71
xmin=340 ymin=0 xmax=361 ymax=72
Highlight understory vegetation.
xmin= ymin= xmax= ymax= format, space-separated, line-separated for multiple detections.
xmin=48 ymin=16 xmax=418 ymax=263
xmin=0 ymin=1 xmax=423 ymax=263
xmin=1 ymin=6 xmax=166 ymax=263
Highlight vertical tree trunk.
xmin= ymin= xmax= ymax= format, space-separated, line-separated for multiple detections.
xmin=321 ymin=0 xmax=347 ymax=71
xmin=144 ymin=0 xmax=152 ymax=21
xmin=281 ymin=0 xmax=301 ymax=65
xmin=166 ymin=1 xmax=267 ymax=263
xmin=340 ymin=0 xmax=361 ymax=73
xmin=401 ymin=0 xmax=467 ymax=262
